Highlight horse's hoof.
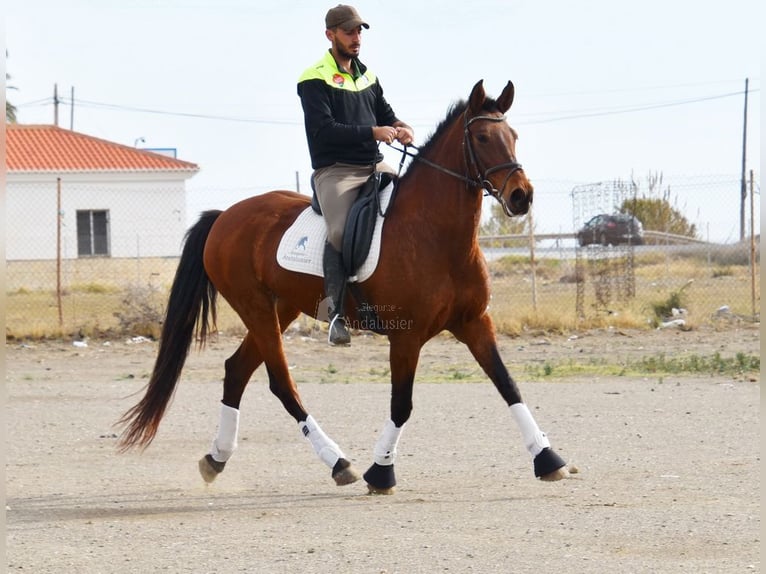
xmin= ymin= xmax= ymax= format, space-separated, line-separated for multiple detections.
xmin=198 ymin=454 xmax=226 ymax=484
xmin=367 ymin=484 xmax=396 ymax=495
xmin=539 ymin=466 xmax=569 ymax=482
xmin=363 ymin=462 xmax=396 ymax=493
xmin=533 ymin=447 xmax=566 ymax=480
xmin=332 ymin=458 xmax=361 ymax=486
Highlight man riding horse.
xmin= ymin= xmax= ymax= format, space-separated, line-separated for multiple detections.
xmin=297 ymin=4 xmax=414 ymax=345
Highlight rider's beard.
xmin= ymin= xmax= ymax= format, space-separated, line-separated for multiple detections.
xmin=336 ymin=41 xmax=360 ymax=61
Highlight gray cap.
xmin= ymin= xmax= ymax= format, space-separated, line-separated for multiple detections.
xmin=325 ymin=4 xmax=370 ymax=31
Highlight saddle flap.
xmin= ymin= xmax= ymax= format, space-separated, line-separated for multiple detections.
xmin=342 ymin=172 xmax=394 ymax=275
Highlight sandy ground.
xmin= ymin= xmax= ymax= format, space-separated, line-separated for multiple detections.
xmin=5 ymin=324 xmax=761 ymax=573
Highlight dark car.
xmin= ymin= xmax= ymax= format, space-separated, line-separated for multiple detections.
xmin=577 ymin=214 xmax=644 ymax=247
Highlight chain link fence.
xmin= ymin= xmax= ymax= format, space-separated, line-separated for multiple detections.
xmin=6 ymin=175 xmax=760 ymax=339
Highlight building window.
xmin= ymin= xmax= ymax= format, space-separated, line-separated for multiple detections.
xmin=76 ymin=210 xmax=110 ymax=257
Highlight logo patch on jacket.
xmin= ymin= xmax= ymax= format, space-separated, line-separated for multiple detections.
xmin=332 ymin=73 xmax=345 ymax=87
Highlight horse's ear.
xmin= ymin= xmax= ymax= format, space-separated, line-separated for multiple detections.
xmin=468 ymin=80 xmax=486 ymax=114
xmin=497 ymin=81 xmax=515 ymax=113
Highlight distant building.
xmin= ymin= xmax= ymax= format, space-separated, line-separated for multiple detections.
xmin=5 ymin=124 xmax=199 ymax=261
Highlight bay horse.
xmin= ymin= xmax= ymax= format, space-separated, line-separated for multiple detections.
xmin=117 ymin=80 xmax=568 ymax=493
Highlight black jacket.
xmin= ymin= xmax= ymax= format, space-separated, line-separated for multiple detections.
xmin=298 ymin=50 xmax=399 ymax=169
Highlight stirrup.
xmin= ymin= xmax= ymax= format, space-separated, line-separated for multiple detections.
xmin=328 ymin=314 xmax=351 ymax=346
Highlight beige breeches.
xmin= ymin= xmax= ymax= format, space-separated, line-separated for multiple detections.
xmin=312 ymin=161 xmax=395 ymax=250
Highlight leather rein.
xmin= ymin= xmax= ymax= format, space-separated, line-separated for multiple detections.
xmin=389 ymin=111 xmax=524 ymax=217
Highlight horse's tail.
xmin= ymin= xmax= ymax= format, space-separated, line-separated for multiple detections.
xmin=117 ymin=210 xmax=223 ymax=451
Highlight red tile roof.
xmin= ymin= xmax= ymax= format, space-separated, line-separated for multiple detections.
xmin=6 ymin=124 xmax=199 ymax=173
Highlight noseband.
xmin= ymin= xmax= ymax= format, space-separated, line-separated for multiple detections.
xmin=390 ymin=112 xmax=525 ymax=216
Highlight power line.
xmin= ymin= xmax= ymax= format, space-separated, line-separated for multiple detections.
xmin=515 ymin=90 xmax=750 ymax=119
xmin=66 ymin=97 xmax=301 ymax=125
xmin=15 ymin=97 xmax=53 ymax=107
xmin=16 ymin=95 xmax=301 ymax=124
xmin=405 ymin=88 xmax=760 ymax=126
xmin=523 ymin=77 xmax=761 ymax=99
xmin=15 ymin=87 xmax=760 ymax=127
xmin=514 ymin=90 xmax=759 ymax=126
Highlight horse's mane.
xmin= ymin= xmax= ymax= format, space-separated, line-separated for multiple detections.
xmin=395 ymin=94 xmax=502 ymax=184
xmin=415 ymin=95 xmax=500 ymax=158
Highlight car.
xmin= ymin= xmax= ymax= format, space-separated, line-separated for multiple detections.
xmin=577 ymin=214 xmax=644 ymax=247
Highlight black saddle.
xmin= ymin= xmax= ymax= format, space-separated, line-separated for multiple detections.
xmin=311 ymin=171 xmax=394 ymax=276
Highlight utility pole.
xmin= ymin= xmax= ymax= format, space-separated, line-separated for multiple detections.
xmin=53 ymin=83 xmax=60 ymax=126
xmin=70 ymin=86 xmax=75 ymax=130
xmin=739 ymin=77 xmax=749 ymax=241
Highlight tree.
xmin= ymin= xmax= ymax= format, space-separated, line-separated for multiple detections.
xmin=6 ymin=50 xmax=18 ymax=123
xmin=480 ymin=200 xmax=532 ymax=247
xmin=618 ymin=172 xmax=698 ymax=239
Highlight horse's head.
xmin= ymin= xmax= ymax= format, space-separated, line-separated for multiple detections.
xmin=465 ymin=80 xmax=534 ymax=216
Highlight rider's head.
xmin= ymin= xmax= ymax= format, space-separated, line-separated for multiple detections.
xmin=325 ymin=5 xmax=369 ymax=60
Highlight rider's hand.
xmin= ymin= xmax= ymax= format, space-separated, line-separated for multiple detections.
xmin=373 ymin=126 xmax=398 ymax=145
xmin=394 ymin=126 xmax=414 ymax=145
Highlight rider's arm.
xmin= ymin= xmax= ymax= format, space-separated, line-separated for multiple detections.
xmin=298 ymin=79 xmax=374 ymax=145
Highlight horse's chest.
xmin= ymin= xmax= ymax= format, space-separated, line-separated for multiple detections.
xmin=449 ymin=262 xmax=491 ymax=305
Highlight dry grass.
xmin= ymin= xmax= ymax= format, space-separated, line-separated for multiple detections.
xmin=485 ymin=244 xmax=759 ymax=334
xmin=5 ymin=249 xmax=760 ymax=340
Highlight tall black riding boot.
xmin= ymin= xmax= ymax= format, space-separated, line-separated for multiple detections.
xmin=322 ymin=242 xmax=351 ymax=346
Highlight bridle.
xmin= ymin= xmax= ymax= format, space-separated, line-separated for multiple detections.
xmin=463 ymin=113 xmax=525 ymax=216
xmin=389 ymin=111 xmax=525 ymax=217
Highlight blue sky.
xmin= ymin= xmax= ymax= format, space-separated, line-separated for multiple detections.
xmin=6 ymin=0 xmax=761 ymax=242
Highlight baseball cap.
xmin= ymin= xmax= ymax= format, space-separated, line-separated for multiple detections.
xmin=325 ymin=4 xmax=370 ymax=31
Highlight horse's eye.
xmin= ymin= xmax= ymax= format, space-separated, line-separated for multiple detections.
xmin=476 ymin=133 xmax=490 ymax=144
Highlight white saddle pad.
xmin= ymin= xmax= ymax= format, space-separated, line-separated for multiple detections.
xmin=276 ymin=183 xmax=394 ymax=283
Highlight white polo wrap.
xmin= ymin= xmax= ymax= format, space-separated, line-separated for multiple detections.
xmin=299 ymin=415 xmax=345 ymax=468
xmin=209 ymin=403 xmax=240 ymax=463
xmin=373 ymin=419 xmax=404 ymax=466
xmin=510 ymin=403 xmax=550 ymax=458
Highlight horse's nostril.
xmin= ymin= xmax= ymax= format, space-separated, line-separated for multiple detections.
xmin=509 ymin=188 xmax=527 ymax=209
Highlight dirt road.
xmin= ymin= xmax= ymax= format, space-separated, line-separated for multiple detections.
xmin=5 ymin=326 xmax=761 ymax=573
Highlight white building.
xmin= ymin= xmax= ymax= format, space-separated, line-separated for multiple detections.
xmin=6 ymin=124 xmax=199 ymax=261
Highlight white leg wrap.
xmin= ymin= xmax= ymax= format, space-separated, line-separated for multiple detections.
xmin=299 ymin=415 xmax=345 ymax=468
xmin=510 ymin=403 xmax=550 ymax=458
xmin=209 ymin=403 xmax=240 ymax=463
xmin=373 ymin=419 xmax=404 ymax=466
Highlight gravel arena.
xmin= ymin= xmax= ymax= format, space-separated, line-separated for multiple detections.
xmin=5 ymin=325 xmax=761 ymax=573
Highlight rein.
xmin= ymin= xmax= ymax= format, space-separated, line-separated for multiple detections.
xmin=390 ymin=143 xmax=476 ymax=186
xmin=388 ymin=112 xmax=524 ymax=216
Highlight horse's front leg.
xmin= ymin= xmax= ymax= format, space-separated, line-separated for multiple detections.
xmin=363 ymin=339 xmax=420 ymax=494
xmin=452 ymin=314 xmax=568 ymax=481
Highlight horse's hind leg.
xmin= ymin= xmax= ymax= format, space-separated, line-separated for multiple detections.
xmin=199 ymin=330 xmax=264 ymax=483
xmin=451 ymin=314 xmax=568 ymax=481
xmin=263 ymin=364 xmax=359 ymax=486
xmin=259 ymin=323 xmax=360 ymax=485
xmin=206 ymin=295 xmax=359 ymax=487
xmin=200 ymin=301 xmax=301 ymax=483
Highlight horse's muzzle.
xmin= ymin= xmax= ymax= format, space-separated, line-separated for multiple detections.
xmin=507 ymin=185 xmax=533 ymax=215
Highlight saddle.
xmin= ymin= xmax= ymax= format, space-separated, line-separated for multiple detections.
xmin=311 ymin=171 xmax=394 ymax=276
